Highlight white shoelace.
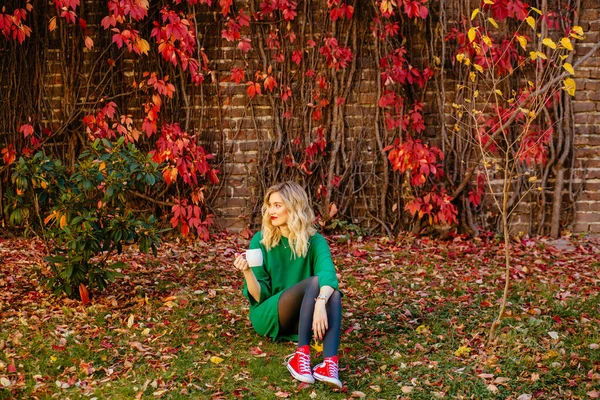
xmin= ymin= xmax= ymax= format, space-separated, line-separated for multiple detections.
xmin=327 ymin=359 xmax=339 ymax=377
xmin=285 ymin=351 xmax=311 ymax=374
xmin=296 ymin=351 xmax=311 ymax=373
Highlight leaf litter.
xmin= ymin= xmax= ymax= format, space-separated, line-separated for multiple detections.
xmin=0 ymin=233 xmax=599 ymax=398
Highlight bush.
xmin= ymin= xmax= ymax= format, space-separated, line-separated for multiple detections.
xmin=5 ymin=137 xmax=164 ymax=298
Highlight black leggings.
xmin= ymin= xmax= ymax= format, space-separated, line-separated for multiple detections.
xmin=278 ymin=276 xmax=342 ymax=358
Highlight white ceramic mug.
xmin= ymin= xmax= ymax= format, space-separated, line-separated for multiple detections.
xmin=245 ymin=249 xmax=264 ymax=267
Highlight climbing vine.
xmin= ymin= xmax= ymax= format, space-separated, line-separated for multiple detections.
xmin=0 ymin=0 xmax=596 ymax=239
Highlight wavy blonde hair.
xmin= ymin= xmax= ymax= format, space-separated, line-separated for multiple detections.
xmin=261 ymin=181 xmax=316 ymax=258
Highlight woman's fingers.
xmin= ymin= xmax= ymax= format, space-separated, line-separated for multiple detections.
xmin=312 ymin=313 xmax=328 ymax=340
xmin=233 ymin=255 xmax=249 ymax=271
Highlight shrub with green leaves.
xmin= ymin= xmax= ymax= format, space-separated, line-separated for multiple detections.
xmin=5 ymin=137 xmax=164 ymax=298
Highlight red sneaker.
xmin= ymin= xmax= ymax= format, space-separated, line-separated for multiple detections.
xmin=312 ymin=356 xmax=342 ymax=389
xmin=285 ymin=345 xmax=315 ymax=384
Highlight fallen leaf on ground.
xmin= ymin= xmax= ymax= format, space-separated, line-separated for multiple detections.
xmin=210 ymin=356 xmax=224 ymax=364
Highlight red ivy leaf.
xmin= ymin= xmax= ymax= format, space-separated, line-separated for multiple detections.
xmin=292 ymin=50 xmax=303 ymax=65
xmin=264 ymin=75 xmax=277 ymax=92
xmin=247 ymin=81 xmax=261 ymax=98
xmin=230 ymin=68 xmax=245 ymax=84
xmin=238 ymin=38 xmax=252 ymax=53
xmin=220 ymin=0 xmax=233 ymax=16
xmin=19 ymin=124 xmax=34 ymax=137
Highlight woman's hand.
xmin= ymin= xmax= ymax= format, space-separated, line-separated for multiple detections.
xmin=233 ymin=254 xmax=250 ymax=273
xmin=312 ymin=301 xmax=328 ymax=341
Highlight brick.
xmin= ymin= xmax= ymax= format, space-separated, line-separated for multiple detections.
xmin=574 ymin=135 xmax=600 ymax=146
xmin=574 ymin=113 xmax=593 ymax=124
xmin=575 ymin=148 xmax=600 ymax=159
xmin=220 ymin=198 xmax=252 ymax=208
xmin=578 ymin=191 xmax=600 ymax=201
xmin=573 ymin=90 xmax=589 ymax=101
xmin=573 ymin=212 xmax=600 ymax=223
xmin=588 ymin=90 xmax=600 ymax=101
xmin=237 ymin=141 xmax=261 ymax=152
xmin=358 ymin=93 xmax=378 ymax=104
xmin=228 ymin=163 xmax=258 ymax=176
xmin=217 ymin=218 xmax=249 ymax=231
xmin=573 ymin=101 xmax=596 ymax=112
xmin=574 ymin=201 xmax=599 ymax=212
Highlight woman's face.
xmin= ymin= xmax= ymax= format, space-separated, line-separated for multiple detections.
xmin=267 ymin=191 xmax=289 ymax=228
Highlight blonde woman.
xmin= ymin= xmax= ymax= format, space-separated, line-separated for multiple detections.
xmin=233 ymin=181 xmax=343 ymax=389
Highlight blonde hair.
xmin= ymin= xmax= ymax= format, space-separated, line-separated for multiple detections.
xmin=261 ymin=181 xmax=316 ymax=258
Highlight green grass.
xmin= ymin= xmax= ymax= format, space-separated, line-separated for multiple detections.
xmin=1 ymin=234 xmax=599 ymax=399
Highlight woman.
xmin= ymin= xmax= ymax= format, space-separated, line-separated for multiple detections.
xmin=233 ymin=181 xmax=343 ymax=389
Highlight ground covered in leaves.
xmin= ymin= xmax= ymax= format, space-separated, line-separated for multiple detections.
xmin=0 ymin=232 xmax=599 ymax=399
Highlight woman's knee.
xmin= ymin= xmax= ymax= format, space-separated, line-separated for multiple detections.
xmin=329 ymin=290 xmax=341 ymax=303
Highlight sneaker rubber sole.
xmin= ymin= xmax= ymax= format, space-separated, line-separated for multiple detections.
xmin=286 ymin=362 xmax=315 ymax=384
xmin=313 ymin=371 xmax=342 ymax=389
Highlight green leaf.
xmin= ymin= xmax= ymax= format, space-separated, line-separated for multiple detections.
xmin=65 ymin=263 xmax=74 ymax=278
xmin=44 ymin=255 xmax=66 ymax=263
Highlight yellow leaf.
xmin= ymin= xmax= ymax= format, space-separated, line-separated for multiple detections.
xmin=210 ymin=356 xmax=224 ymax=364
xmin=135 ymin=38 xmax=150 ymax=55
xmin=456 ymin=53 xmax=465 ymax=63
xmin=570 ymin=25 xmax=584 ymax=40
xmin=469 ymin=72 xmax=476 ymax=82
xmin=471 ymin=8 xmax=480 ymax=21
xmin=530 ymin=7 xmax=542 ymax=15
xmin=488 ymin=17 xmax=498 ymax=28
xmin=50 ymin=356 xmax=57 ymax=363
xmin=544 ymin=349 xmax=559 ymax=359
xmin=517 ymin=35 xmax=527 ymax=50
xmin=560 ymin=37 xmax=573 ymax=50
xmin=563 ymin=62 xmax=574 ymax=75
xmin=525 ymin=16 xmax=535 ymax=29
xmin=529 ymin=51 xmax=537 ymax=60
xmin=416 ymin=325 xmax=430 ymax=335
xmin=474 ymin=90 xmax=479 ymax=98
xmin=535 ymin=51 xmax=547 ymax=60
xmin=380 ymin=0 xmax=394 ymax=14
xmin=482 ymin=35 xmax=492 ymax=46
xmin=559 ymin=54 xmax=568 ymax=61
xmin=99 ymin=162 xmax=106 ymax=171
xmin=59 ymin=214 xmax=67 ymax=229
xmin=468 ymin=27 xmax=477 ymax=43
xmin=474 ymin=63 xmax=484 ymax=73
xmin=455 ymin=345 xmax=472 ymax=357
xmin=562 ymin=78 xmax=576 ymax=96
xmin=495 ymin=89 xmax=503 ymax=96
xmin=311 ymin=341 xmax=324 ymax=352
xmin=542 ymin=38 xmax=557 ymax=49
xmin=483 ymin=0 xmax=494 ymax=4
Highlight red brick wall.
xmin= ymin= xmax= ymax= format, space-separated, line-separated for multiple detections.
xmin=2 ymin=1 xmax=599 ymax=234
xmin=571 ymin=0 xmax=600 ymax=233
